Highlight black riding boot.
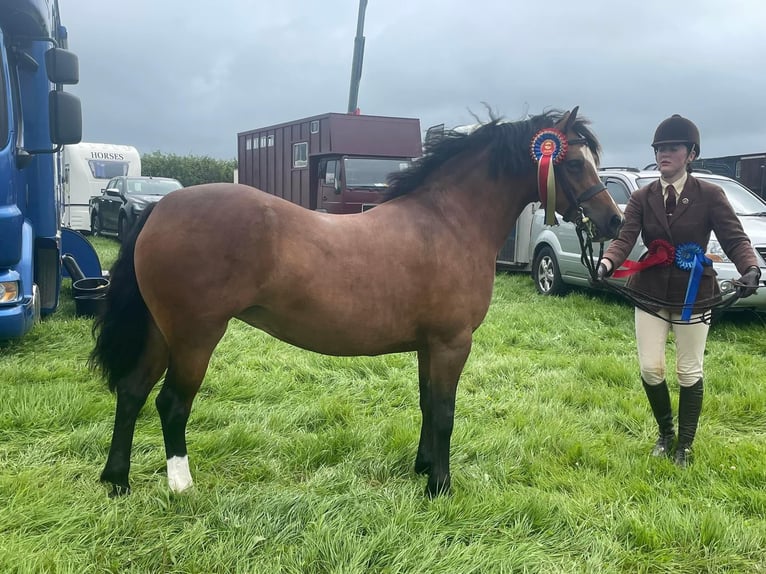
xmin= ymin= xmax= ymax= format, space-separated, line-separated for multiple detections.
xmin=674 ymin=378 xmax=704 ymax=468
xmin=642 ymin=379 xmax=675 ymax=457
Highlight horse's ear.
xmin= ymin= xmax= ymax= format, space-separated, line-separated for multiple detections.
xmin=554 ymin=107 xmax=579 ymax=133
xmin=565 ymin=106 xmax=579 ymax=131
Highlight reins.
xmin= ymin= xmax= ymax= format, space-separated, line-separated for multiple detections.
xmin=574 ymin=224 xmax=745 ymax=325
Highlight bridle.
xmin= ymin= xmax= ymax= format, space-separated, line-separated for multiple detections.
xmin=555 ymin=136 xmax=610 ymax=227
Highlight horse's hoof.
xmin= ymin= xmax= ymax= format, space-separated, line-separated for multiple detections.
xmin=108 ymin=484 xmax=131 ymax=498
xmin=100 ymin=473 xmax=130 ymax=497
xmin=425 ymin=476 xmax=451 ymax=498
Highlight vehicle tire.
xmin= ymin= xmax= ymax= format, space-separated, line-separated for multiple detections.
xmin=532 ymin=246 xmax=567 ymax=296
xmin=117 ymin=214 xmax=127 ymax=243
xmin=91 ymin=212 xmax=101 ymax=236
xmin=32 ymin=284 xmax=41 ymax=324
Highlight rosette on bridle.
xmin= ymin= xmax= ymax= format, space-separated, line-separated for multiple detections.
xmin=612 ymin=239 xmax=675 ymax=278
xmin=530 ymin=129 xmax=568 ymax=226
xmin=675 ymin=242 xmax=713 ymax=321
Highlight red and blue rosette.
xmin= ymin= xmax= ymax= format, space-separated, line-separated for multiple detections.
xmin=675 ymin=242 xmax=713 ymax=321
xmin=530 ymin=128 xmax=568 ymax=226
xmin=612 ymin=239 xmax=675 ymax=278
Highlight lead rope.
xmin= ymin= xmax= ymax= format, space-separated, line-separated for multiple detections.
xmin=574 ymin=221 xmax=743 ymax=326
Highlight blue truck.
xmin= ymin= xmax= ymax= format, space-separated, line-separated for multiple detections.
xmin=0 ymin=0 xmax=90 ymax=339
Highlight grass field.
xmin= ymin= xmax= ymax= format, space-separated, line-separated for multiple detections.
xmin=1 ymin=236 xmax=766 ymax=573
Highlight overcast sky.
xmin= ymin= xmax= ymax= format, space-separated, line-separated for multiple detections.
xmin=64 ymin=0 xmax=766 ymax=167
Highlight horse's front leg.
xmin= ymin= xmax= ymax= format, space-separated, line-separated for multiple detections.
xmin=425 ymin=335 xmax=472 ymax=498
xmin=414 ymin=348 xmax=432 ymax=475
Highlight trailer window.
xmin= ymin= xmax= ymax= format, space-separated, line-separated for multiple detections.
xmin=293 ymin=142 xmax=308 ymax=168
xmin=88 ymin=160 xmax=130 ymax=179
xmin=310 ymin=120 xmax=319 ymax=134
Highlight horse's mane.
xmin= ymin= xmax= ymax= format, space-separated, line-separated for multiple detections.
xmin=384 ymin=109 xmax=601 ymax=201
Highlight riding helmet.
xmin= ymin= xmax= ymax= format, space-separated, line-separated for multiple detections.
xmin=652 ymin=114 xmax=700 ymax=155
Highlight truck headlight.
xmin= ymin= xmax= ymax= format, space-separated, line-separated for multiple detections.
xmin=706 ymin=239 xmax=731 ymax=263
xmin=0 ymin=281 xmax=20 ymax=303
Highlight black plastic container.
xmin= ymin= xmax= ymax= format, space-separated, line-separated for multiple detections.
xmin=74 ymin=295 xmax=107 ymax=317
xmin=72 ymin=277 xmax=109 ymax=317
xmin=72 ymin=277 xmax=109 ymax=298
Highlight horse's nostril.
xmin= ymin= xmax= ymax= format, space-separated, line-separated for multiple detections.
xmin=610 ymin=214 xmax=624 ymax=235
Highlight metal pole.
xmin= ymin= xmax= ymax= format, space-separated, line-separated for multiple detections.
xmin=347 ymin=0 xmax=368 ymax=114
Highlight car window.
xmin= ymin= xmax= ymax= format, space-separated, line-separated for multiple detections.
xmin=697 ymin=176 xmax=766 ymax=215
xmin=105 ymin=179 xmax=116 ymax=192
xmin=603 ymin=178 xmax=631 ymax=204
xmin=126 ymin=179 xmax=182 ymax=196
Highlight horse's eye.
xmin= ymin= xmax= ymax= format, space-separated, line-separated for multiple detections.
xmin=565 ymin=159 xmax=584 ymax=172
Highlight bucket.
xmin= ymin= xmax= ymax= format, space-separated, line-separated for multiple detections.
xmin=72 ymin=277 xmax=109 ymax=299
xmin=74 ymin=294 xmax=107 ymax=317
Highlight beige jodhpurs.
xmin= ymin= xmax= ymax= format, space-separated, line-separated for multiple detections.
xmin=635 ymin=307 xmax=710 ymax=387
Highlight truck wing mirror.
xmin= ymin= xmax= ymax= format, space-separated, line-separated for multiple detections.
xmin=45 ymin=48 xmax=79 ymax=84
xmin=49 ymin=91 xmax=82 ymax=145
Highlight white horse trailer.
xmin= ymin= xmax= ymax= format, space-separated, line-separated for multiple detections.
xmin=62 ymin=143 xmax=141 ymax=231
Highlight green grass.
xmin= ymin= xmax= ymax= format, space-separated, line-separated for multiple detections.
xmin=2 ymin=236 xmax=766 ymax=573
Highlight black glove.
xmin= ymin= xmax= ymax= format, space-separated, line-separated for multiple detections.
xmin=596 ymin=262 xmax=609 ymax=282
xmin=736 ymin=267 xmax=761 ymax=298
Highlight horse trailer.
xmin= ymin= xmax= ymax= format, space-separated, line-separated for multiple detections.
xmin=237 ymin=113 xmax=422 ymax=213
xmin=62 ymin=142 xmax=141 ymax=232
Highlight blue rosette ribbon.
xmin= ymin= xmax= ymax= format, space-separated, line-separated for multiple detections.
xmin=675 ymin=242 xmax=713 ymax=321
xmin=530 ymin=129 xmax=568 ymax=226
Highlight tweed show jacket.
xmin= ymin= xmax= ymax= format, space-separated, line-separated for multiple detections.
xmin=602 ymin=175 xmax=758 ymax=313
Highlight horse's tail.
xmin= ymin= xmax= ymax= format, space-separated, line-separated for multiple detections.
xmin=89 ymin=203 xmax=158 ymax=392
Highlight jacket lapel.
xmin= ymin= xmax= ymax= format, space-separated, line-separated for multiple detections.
xmin=647 ymin=180 xmax=671 ymax=235
xmin=668 ymin=176 xmax=696 ymax=226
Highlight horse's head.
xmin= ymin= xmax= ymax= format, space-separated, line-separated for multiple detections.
xmin=550 ymin=107 xmax=623 ymax=240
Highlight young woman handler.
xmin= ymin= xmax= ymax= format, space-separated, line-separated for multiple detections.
xmin=597 ymin=114 xmax=760 ymax=467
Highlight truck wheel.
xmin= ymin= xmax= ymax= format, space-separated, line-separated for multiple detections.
xmin=532 ymin=246 xmax=567 ymax=296
xmin=117 ymin=214 xmax=127 ymax=243
xmin=91 ymin=212 xmax=101 ymax=236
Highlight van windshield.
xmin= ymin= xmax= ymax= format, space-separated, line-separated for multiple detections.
xmin=344 ymin=157 xmax=411 ymax=187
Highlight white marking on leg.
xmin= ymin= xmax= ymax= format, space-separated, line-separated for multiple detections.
xmin=167 ymin=455 xmax=194 ymax=492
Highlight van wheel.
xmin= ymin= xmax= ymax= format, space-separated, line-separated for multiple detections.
xmin=91 ymin=213 xmax=101 ymax=236
xmin=532 ymin=247 xmax=566 ymax=295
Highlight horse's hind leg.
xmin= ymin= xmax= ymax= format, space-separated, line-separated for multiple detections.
xmin=414 ymin=348 xmax=432 ymax=475
xmin=424 ymin=334 xmax=472 ymax=498
xmin=101 ymin=323 xmax=168 ymax=496
xmin=155 ymin=325 xmax=226 ymax=493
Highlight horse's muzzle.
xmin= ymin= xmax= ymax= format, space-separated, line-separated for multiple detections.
xmin=605 ymin=213 xmax=624 ymax=239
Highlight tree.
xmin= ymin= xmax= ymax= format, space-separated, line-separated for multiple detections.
xmin=141 ymin=151 xmax=237 ymax=187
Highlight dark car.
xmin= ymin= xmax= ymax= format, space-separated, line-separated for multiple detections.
xmin=90 ymin=176 xmax=182 ymax=240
